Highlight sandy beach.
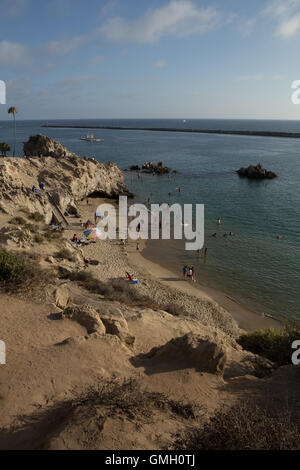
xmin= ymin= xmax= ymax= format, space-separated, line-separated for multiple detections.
xmin=73 ymin=196 xmax=280 ymax=332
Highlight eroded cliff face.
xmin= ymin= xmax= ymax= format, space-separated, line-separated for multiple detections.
xmin=0 ymin=135 xmax=132 ymax=223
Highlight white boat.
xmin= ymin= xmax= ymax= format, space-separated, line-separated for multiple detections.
xmin=80 ymin=132 xmax=103 ymax=143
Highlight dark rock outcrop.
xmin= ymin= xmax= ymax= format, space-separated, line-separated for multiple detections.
xmin=237 ymin=164 xmax=277 ymax=179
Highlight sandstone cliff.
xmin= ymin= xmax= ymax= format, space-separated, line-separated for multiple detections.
xmin=0 ymin=135 xmax=132 ymax=223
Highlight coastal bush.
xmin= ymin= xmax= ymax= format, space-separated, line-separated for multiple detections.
xmin=237 ymin=324 xmax=300 ymax=365
xmin=0 ymin=250 xmax=25 ymax=281
xmin=44 ymin=230 xmax=63 ymax=241
xmin=33 ymin=235 xmax=44 ymax=244
xmin=176 ymin=400 xmax=299 ymax=450
xmin=63 ymin=271 xmax=160 ymax=309
xmin=0 ymin=249 xmax=53 ymax=292
xmin=72 ymin=379 xmax=197 ymax=421
xmin=28 ymin=212 xmax=44 ymax=223
xmin=55 ymin=248 xmax=75 ymax=262
xmin=9 ymin=216 xmax=26 ymax=225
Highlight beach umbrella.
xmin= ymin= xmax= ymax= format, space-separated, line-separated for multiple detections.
xmin=84 ymin=227 xmax=102 ymax=239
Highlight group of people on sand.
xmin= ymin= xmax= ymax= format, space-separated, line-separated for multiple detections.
xmin=71 ymin=233 xmax=94 ymax=246
xmin=183 ymin=265 xmax=196 ymax=282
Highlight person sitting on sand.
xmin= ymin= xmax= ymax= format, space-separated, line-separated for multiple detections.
xmin=72 ymin=234 xmax=78 ymax=242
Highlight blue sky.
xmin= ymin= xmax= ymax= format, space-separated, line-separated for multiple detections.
xmin=0 ymin=0 xmax=300 ymax=119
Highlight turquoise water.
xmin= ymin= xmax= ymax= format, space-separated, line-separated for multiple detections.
xmin=0 ymin=118 xmax=299 ymax=321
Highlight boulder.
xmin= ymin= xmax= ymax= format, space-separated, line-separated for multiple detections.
xmin=61 ymin=305 xmax=106 ymax=335
xmin=55 ymin=286 xmax=70 ymax=309
xmin=99 ymin=315 xmax=135 ymax=347
xmin=144 ymin=332 xmax=227 ymax=375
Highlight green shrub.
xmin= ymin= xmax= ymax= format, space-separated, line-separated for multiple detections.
xmin=9 ymin=216 xmax=26 ymax=225
xmin=55 ymin=248 xmax=75 ymax=262
xmin=28 ymin=212 xmax=44 ymax=223
xmin=0 ymin=250 xmax=25 ymax=281
xmin=176 ymin=400 xmax=299 ymax=450
xmin=0 ymin=249 xmax=53 ymax=292
xmin=44 ymin=230 xmax=62 ymax=241
xmin=237 ymin=324 xmax=300 ymax=365
xmin=33 ymin=235 xmax=44 ymax=244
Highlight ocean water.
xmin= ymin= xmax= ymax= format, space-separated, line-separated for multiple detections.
xmin=0 ymin=118 xmax=299 ymax=321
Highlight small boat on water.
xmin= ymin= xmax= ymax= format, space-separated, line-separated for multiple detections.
xmin=80 ymin=132 xmax=103 ymax=143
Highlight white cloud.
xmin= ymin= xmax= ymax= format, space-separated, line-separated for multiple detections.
xmin=42 ymin=35 xmax=86 ymax=56
xmin=0 ymin=40 xmax=32 ymax=67
xmin=235 ymin=74 xmax=264 ymax=82
xmin=88 ymin=55 xmax=105 ymax=66
xmin=263 ymin=0 xmax=300 ymax=37
xmin=99 ymin=0 xmax=219 ymax=43
xmin=0 ymin=0 xmax=28 ymax=20
xmin=155 ymin=59 xmax=166 ymax=68
xmin=236 ymin=18 xmax=256 ymax=36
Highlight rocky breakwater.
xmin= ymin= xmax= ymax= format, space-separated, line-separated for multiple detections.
xmin=0 ymin=134 xmax=133 ymax=224
xmin=237 ymin=163 xmax=277 ymax=179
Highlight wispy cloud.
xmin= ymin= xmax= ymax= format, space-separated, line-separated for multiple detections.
xmin=42 ymin=35 xmax=87 ymax=57
xmin=99 ymin=0 xmax=219 ymax=43
xmin=0 ymin=40 xmax=33 ymax=68
xmin=155 ymin=59 xmax=166 ymax=68
xmin=88 ymin=55 xmax=105 ymax=67
xmin=0 ymin=0 xmax=28 ymax=20
xmin=263 ymin=0 xmax=300 ymax=37
xmin=235 ymin=74 xmax=264 ymax=82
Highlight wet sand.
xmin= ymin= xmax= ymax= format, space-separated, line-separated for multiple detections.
xmin=128 ymin=238 xmax=281 ymax=331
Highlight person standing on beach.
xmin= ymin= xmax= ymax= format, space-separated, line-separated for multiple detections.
xmin=191 ymin=266 xmax=195 ymax=282
xmin=217 ymin=217 xmax=221 ymax=225
xmin=197 ymin=248 xmax=201 ymax=257
xmin=183 ymin=265 xmax=188 ymax=279
xmin=136 ymin=242 xmax=140 ymax=251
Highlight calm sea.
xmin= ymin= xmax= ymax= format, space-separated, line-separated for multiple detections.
xmin=0 ymin=118 xmax=299 ymax=321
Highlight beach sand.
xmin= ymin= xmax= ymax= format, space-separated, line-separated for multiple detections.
xmin=73 ymin=196 xmax=280 ymax=332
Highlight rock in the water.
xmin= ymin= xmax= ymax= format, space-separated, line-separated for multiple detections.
xmin=237 ymin=163 xmax=277 ymax=179
xmin=61 ymin=305 xmax=106 ymax=335
xmin=130 ymin=161 xmax=173 ymax=174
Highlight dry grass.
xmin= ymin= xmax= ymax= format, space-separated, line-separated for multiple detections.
xmin=62 ymin=271 xmax=161 ymax=309
xmin=175 ymin=400 xmax=300 ymax=450
xmin=55 ymin=248 xmax=76 ymax=262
